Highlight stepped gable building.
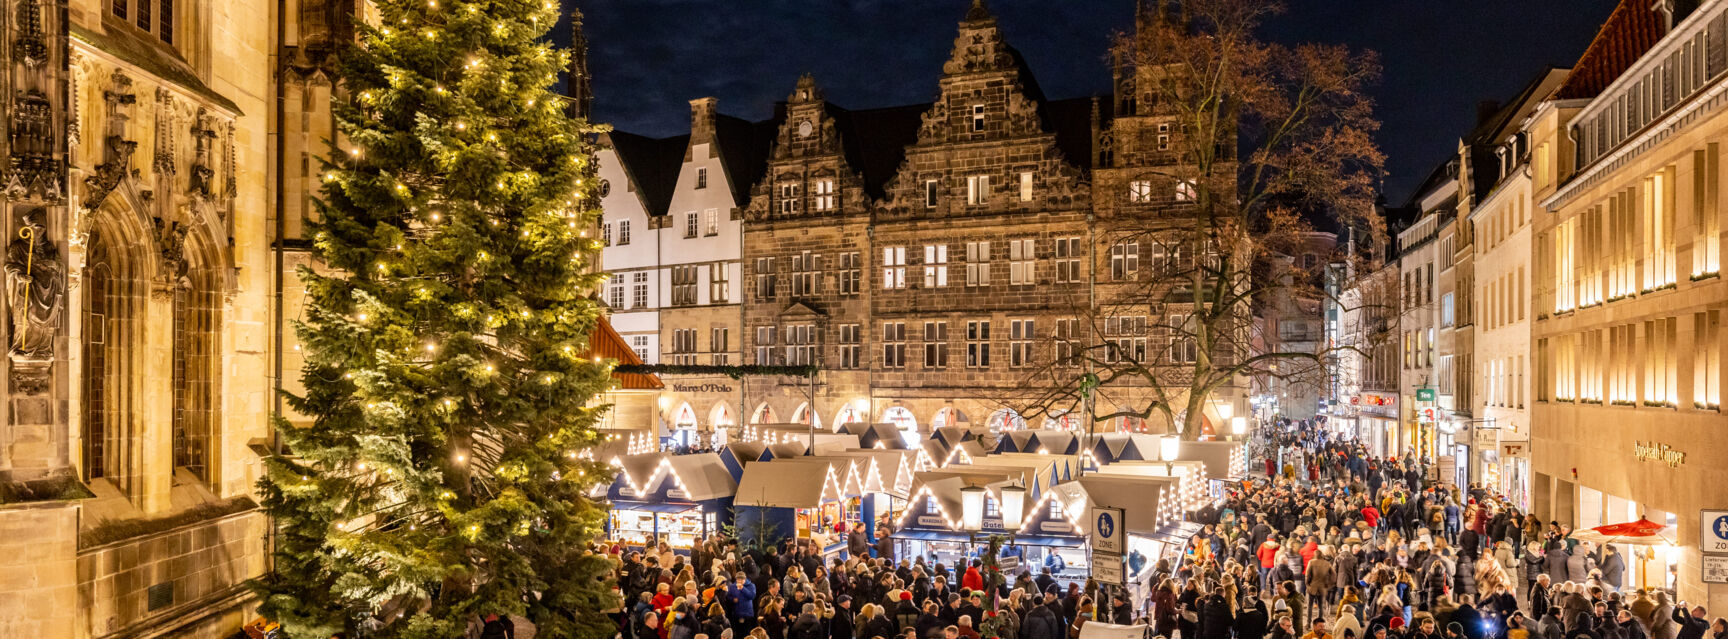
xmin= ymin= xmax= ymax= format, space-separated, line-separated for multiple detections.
xmin=600 ymin=0 xmax=1254 ymax=443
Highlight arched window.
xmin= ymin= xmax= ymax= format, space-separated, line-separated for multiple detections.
xmin=82 ymin=230 xmax=114 ymax=484
xmin=171 ymin=258 xmax=219 ymax=480
xmin=791 ymin=402 xmax=821 ymax=430
xmin=160 ymin=229 xmax=222 ymax=483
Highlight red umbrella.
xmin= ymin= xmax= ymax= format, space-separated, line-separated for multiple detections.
xmin=1571 ymin=517 xmax=1673 ymax=547
xmin=1590 ymin=518 xmax=1666 ymax=538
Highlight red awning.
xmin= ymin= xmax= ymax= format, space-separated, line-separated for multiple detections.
xmin=586 ymin=317 xmax=663 ymax=390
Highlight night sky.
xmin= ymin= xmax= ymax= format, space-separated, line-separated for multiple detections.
xmin=552 ymin=0 xmax=1618 ymax=204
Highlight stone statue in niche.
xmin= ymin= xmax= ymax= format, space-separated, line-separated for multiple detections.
xmin=5 ymin=208 xmax=61 ymax=358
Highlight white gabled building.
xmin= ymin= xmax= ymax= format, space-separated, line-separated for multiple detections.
xmin=597 ymin=97 xmax=774 ymax=439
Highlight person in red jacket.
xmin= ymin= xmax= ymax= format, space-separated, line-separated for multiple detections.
xmin=1361 ymin=504 xmax=1381 ymax=530
xmin=1257 ymin=539 xmax=1281 ymax=591
xmin=961 ymin=559 xmax=985 ymax=593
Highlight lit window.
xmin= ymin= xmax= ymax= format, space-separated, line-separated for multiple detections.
xmin=1019 ymin=172 xmax=1034 ymax=202
xmin=1175 ymin=180 xmax=1197 ymax=202
xmin=967 ymin=175 xmax=990 ymax=205
xmin=1129 ymin=180 xmax=1153 ymax=203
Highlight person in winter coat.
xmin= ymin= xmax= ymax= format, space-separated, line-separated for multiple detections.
xmin=1200 ymin=587 xmax=1237 ymax=639
xmin=1565 ymin=613 xmax=1601 ymax=639
xmin=1333 ymin=605 xmax=1366 ymax=639
xmin=1238 ymin=592 xmax=1273 ymax=639
xmin=1262 ymin=540 xmax=1286 ymax=591
xmin=1537 ymin=609 xmax=1566 ymax=639
xmin=914 ymin=602 xmax=946 ymax=639
xmin=1650 ymin=593 xmax=1679 ymax=639
xmin=1530 ymin=576 xmax=1553 ymax=622
xmin=1309 ymin=551 xmax=1337 ymax=612
xmin=894 ymin=593 xmax=922 ymax=632
xmin=1271 ymin=613 xmax=1303 ymax=639
xmin=1022 ymin=597 xmax=1064 ymax=639
xmin=1598 ymin=547 xmax=1627 ymax=592
xmin=1561 ymin=585 xmax=1593 ymax=632
xmin=1546 ymin=543 xmax=1572 ymax=587
xmin=961 ymin=562 xmax=984 ymax=594
xmin=1567 ymin=546 xmax=1597 ymax=585
xmin=1672 ymin=604 xmax=1710 ymax=639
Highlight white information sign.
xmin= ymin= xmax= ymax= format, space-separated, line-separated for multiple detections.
xmin=1092 ymin=551 xmax=1124 ymax=585
xmin=1090 ymin=507 xmax=1126 ymax=555
xmin=1702 ymin=510 xmax=1728 ymax=554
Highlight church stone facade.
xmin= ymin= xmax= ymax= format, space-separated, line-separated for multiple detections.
xmin=1 ymin=0 xmax=277 ymax=637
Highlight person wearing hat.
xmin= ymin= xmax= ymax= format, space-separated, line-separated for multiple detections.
xmin=832 ymin=595 xmax=856 ymax=639
xmin=1021 ymin=594 xmax=1064 ymax=639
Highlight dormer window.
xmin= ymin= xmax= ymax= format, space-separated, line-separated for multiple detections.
xmin=113 ymin=0 xmax=175 ymax=44
xmin=972 ymin=105 xmax=985 ymax=132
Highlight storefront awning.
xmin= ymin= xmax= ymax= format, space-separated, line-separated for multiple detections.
xmin=891 ymin=529 xmax=972 ymax=543
xmin=1009 ymin=534 xmax=1085 ymax=548
xmin=610 ymin=500 xmax=699 ymax=514
xmin=888 ymin=529 xmax=1083 ymax=548
xmin=1137 ymin=521 xmax=1205 ymax=545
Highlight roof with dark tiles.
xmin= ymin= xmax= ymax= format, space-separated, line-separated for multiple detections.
xmin=606 ymin=130 xmax=688 ymax=218
xmin=1553 ymin=0 xmax=1665 ymax=100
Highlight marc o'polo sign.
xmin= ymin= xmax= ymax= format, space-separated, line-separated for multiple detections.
xmin=1633 ymin=441 xmax=1686 ymax=468
xmin=672 ymin=383 xmax=734 ymax=393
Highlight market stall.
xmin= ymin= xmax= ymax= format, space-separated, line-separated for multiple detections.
xmin=838 ymin=422 xmax=912 ymax=450
xmin=733 ymin=458 xmax=858 ymax=554
xmin=605 ymin=452 xmax=737 ymax=550
xmin=1061 ymin=474 xmax=1203 ymax=604
xmin=824 ymin=449 xmax=916 ymax=538
xmin=1025 ymin=430 xmax=1080 ymax=455
xmin=1173 ymin=440 xmax=1248 ymax=500
xmin=719 ymin=441 xmax=768 ymax=480
xmin=992 ymin=430 xmax=1039 ymax=454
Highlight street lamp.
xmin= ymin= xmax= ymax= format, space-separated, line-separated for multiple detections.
xmin=960 ymin=485 xmax=986 ymax=531
xmin=1000 ymin=484 xmax=1027 ymax=531
xmin=1160 ymin=435 xmax=1181 ymax=474
xmin=1216 ymin=401 xmax=1233 ymax=422
xmin=1231 ymin=416 xmax=1247 ymax=436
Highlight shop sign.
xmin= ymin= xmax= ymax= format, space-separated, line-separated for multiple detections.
xmin=1501 ymin=443 xmax=1527 ymax=458
xmin=672 ymin=383 xmax=734 ymax=393
xmin=666 ymin=489 xmax=687 ymax=499
xmin=1633 ymin=441 xmax=1686 ymax=467
xmin=1416 ymin=388 xmax=1437 ymax=402
xmin=917 ymin=516 xmax=947 ymax=528
xmin=1701 ymin=510 xmax=1728 ymax=553
xmin=1417 ymin=407 xmax=1438 ymax=424
xmin=1041 ymin=520 xmax=1074 ymax=533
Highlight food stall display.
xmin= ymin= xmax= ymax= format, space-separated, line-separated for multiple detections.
xmin=733 ymin=459 xmax=852 ymax=553
xmin=605 ymin=452 xmax=737 ymax=550
xmin=1061 ymin=475 xmax=1202 ymax=603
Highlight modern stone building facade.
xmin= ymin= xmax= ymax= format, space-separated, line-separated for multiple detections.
xmin=1526 ymin=0 xmax=1728 ymax=609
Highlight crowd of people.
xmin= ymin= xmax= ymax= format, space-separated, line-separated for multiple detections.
xmin=597 ymin=421 xmax=1728 ymax=639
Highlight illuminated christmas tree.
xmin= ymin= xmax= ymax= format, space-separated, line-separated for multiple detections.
xmin=253 ymin=1 xmax=616 ymax=636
